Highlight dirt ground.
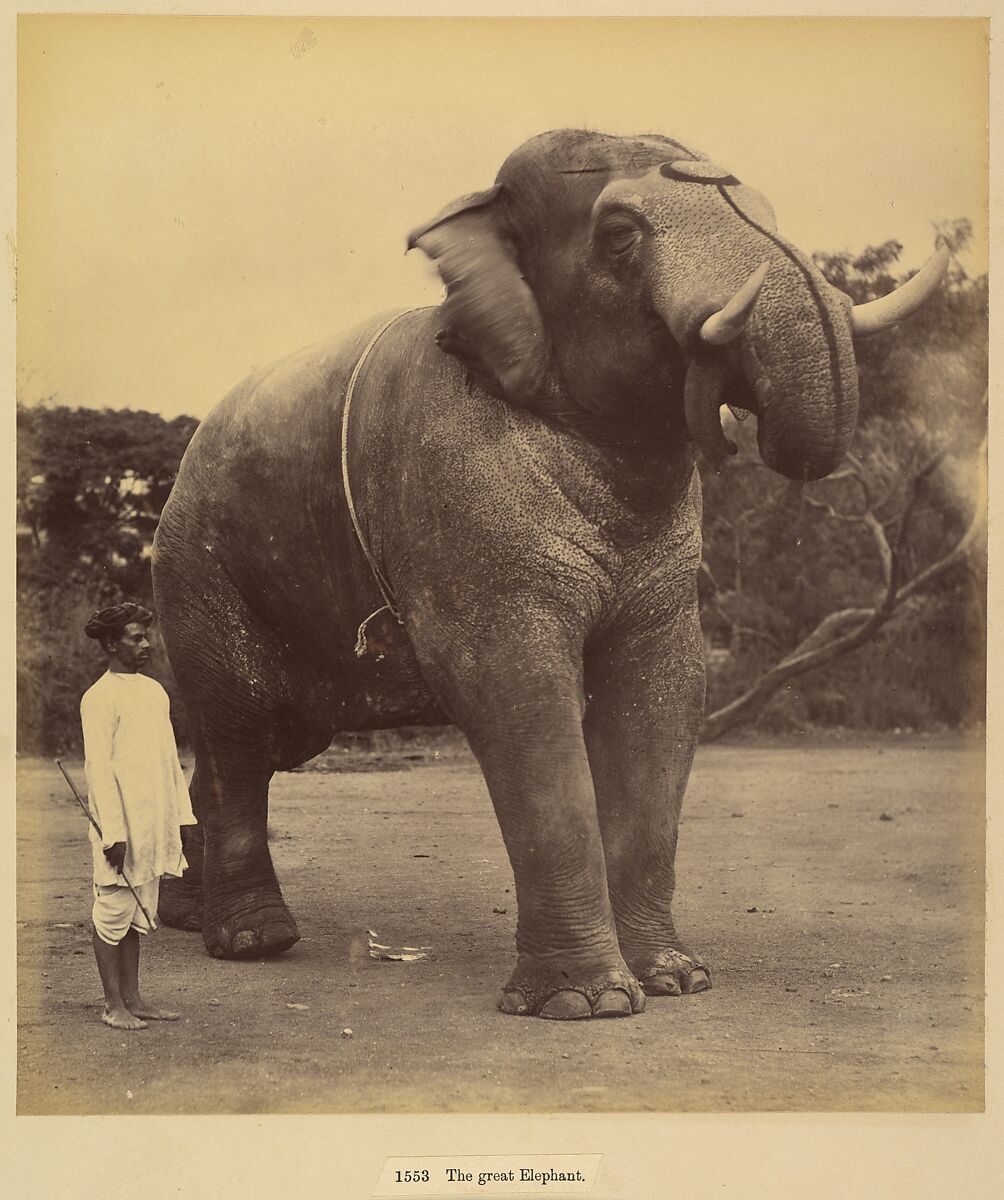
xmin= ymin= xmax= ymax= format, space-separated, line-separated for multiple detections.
xmin=16 ymin=734 xmax=984 ymax=1115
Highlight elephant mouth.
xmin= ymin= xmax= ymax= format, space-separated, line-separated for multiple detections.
xmin=682 ymin=354 xmax=759 ymax=469
xmin=682 ymin=348 xmax=854 ymax=482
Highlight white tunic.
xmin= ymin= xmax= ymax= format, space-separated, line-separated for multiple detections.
xmin=81 ymin=671 xmax=198 ymax=887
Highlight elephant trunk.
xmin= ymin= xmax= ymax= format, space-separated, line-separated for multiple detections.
xmin=658 ymin=251 xmax=860 ymax=482
xmin=741 ymin=265 xmax=859 ymax=481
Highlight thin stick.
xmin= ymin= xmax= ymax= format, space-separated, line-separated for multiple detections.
xmin=55 ymin=759 xmax=155 ymax=930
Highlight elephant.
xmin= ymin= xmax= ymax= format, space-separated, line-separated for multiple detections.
xmin=152 ymin=128 xmax=947 ymax=1019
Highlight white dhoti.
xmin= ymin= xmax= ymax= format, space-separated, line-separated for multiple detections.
xmin=92 ymin=878 xmax=161 ymax=945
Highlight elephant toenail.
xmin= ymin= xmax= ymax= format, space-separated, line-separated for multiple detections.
xmin=540 ymin=991 xmax=592 ymax=1020
xmin=684 ymin=969 xmax=711 ymax=993
xmin=259 ymin=921 xmax=298 ymax=956
xmin=498 ymin=990 xmax=529 ymax=1015
xmin=592 ymin=990 xmax=632 ymax=1017
xmin=232 ymin=930 xmax=257 ymax=955
xmin=643 ymin=974 xmax=682 ymax=997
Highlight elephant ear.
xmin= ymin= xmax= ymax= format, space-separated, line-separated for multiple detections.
xmin=407 ymin=186 xmax=550 ymax=407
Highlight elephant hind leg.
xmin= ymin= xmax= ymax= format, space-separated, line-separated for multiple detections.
xmin=202 ymin=748 xmax=297 ymax=955
xmin=192 ymin=720 xmax=302 ymax=960
xmin=154 ymin=562 xmax=321 ymax=957
xmin=270 ymin=709 xmax=333 ymax=773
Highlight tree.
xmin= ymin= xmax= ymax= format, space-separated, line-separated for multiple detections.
xmin=17 ymin=404 xmax=199 ymax=601
xmin=701 ymin=429 xmax=985 ymax=740
xmin=699 ymin=227 xmax=987 ymax=736
xmin=17 ymin=402 xmax=199 ymax=753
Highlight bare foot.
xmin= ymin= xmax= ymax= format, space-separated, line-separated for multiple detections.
xmin=101 ymin=1006 xmax=148 ymax=1030
xmin=125 ymin=1001 xmax=179 ymax=1021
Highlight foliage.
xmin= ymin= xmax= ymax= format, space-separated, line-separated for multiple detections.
xmin=701 ymin=224 xmax=987 ymax=736
xmin=813 ymin=222 xmax=988 ymax=432
xmin=17 ymin=405 xmax=199 ymax=600
xmin=17 ymin=405 xmax=198 ymax=753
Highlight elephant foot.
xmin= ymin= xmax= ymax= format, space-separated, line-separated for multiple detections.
xmin=158 ymin=877 xmax=204 ymax=932
xmin=630 ymin=947 xmax=711 ymax=997
xmin=203 ymin=894 xmax=300 ymax=960
xmin=497 ymin=961 xmax=645 ymax=1020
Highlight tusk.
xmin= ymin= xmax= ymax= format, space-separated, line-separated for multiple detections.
xmin=850 ymin=245 xmax=950 ymax=337
xmin=698 ymin=263 xmax=771 ymax=346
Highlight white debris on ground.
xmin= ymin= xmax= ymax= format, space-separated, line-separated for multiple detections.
xmin=366 ymin=929 xmax=431 ymax=962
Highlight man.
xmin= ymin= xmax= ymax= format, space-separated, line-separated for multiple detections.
xmin=81 ymin=602 xmax=197 ymax=1030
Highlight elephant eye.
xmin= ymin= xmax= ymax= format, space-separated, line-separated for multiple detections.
xmin=594 ymin=214 xmax=643 ymax=259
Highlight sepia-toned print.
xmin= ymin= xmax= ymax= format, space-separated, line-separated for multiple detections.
xmin=16 ymin=15 xmax=987 ymax=1127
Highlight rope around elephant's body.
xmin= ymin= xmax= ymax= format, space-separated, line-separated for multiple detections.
xmin=340 ymin=309 xmax=415 ymax=655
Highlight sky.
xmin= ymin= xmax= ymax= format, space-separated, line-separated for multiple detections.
xmin=16 ymin=15 xmax=989 ymax=420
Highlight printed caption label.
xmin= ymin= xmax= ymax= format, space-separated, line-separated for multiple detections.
xmin=374 ymin=1156 xmax=602 ymax=1196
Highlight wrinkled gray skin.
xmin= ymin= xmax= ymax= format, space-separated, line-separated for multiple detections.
xmin=154 ymin=129 xmax=863 ymax=1019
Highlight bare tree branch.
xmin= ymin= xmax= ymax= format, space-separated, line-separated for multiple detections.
xmin=701 ymin=439 xmax=985 ymax=743
xmin=733 ymin=626 xmax=783 ymax=651
xmin=699 ymin=562 xmax=783 ymax=653
xmin=803 ymin=494 xmax=869 ymax=524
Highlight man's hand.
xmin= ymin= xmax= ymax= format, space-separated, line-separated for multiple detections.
xmin=104 ymin=841 xmax=127 ymax=872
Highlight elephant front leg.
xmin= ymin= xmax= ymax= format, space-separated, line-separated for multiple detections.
xmin=429 ymin=630 xmax=645 ymax=1020
xmin=489 ymin=738 xmax=645 ymax=1020
xmin=584 ymin=603 xmax=711 ymax=998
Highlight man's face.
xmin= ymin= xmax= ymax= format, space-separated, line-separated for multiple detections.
xmin=106 ymin=622 xmax=151 ymax=672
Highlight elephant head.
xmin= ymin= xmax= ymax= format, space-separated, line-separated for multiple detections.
xmin=408 ymin=129 xmax=948 ymax=481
